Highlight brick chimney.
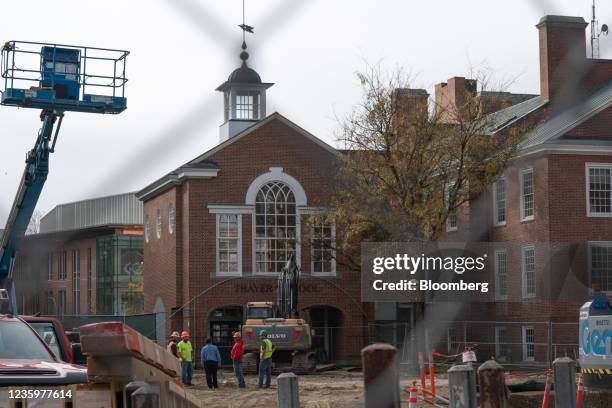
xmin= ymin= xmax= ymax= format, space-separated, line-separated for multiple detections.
xmin=394 ymin=88 xmax=429 ymax=121
xmin=536 ymin=15 xmax=588 ymax=103
xmin=434 ymin=77 xmax=477 ymax=123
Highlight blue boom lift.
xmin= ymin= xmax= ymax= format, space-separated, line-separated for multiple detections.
xmin=0 ymin=41 xmax=128 ymax=313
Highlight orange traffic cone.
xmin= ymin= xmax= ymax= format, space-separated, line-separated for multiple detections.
xmin=541 ymin=369 xmax=553 ymax=408
xmin=576 ymin=372 xmax=584 ymax=408
xmin=408 ymin=380 xmax=418 ymax=408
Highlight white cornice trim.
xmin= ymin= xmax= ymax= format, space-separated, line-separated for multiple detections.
xmin=517 ymin=143 xmax=612 ymax=159
xmin=137 ymin=168 xmax=218 ymax=201
xmin=208 ymin=205 xmax=255 ymax=214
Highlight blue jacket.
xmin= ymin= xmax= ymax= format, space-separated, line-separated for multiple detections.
xmin=201 ymin=343 xmax=222 ymax=365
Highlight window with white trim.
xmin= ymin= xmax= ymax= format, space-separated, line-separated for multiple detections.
xmin=446 ymin=188 xmax=458 ymax=232
xmin=494 ymin=250 xmax=508 ymax=300
xmin=495 ymin=326 xmax=508 ymax=361
xmin=310 ymin=216 xmax=335 ymax=275
xmin=72 ymin=249 xmax=80 ymax=315
xmin=47 ymin=253 xmax=54 ymax=281
xmin=586 ymin=164 xmax=612 ymax=216
xmin=589 ymin=242 xmax=612 ymax=292
xmin=522 ymin=245 xmax=536 ymax=298
xmin=58 ymin=289 xmax=66 ymax=319
xmin=168 ymin=204 xmax=175 ymax=234
xmin=144 ymin=216 xmax=151 ymax=243
xmin=447 ymin=327 xmax=458 ymax=353
xmin=156 ymin=208 xmax=162 ymax=239
xmin=522 ymin=326 xmax=535 ymax=361
xmin=216 ymin=214 xmax=241 ymax=275
xmin=236 ymin=94 xmax=254 ymax=119
xmin=58 ymin=251 xmax=67 ymax=280
xmin=493 ymin=178 xmax=506 ymax=225
xmin=520 ymin=168 xmax=534 ymax=221
xmin=255 ymin=181 xmax=297 ymax=273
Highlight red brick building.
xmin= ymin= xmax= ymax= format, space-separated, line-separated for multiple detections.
xmin=431 ymin=15 xmax=612 ymax=364
xmin=139 ymin=14 xmax=612 ymax=366
xmin=137 ymin=50 xmax=369 ymax=365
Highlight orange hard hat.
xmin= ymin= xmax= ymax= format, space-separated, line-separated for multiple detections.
xmin=181 ymin=331 xmax=190 ymax=338
xmin=233 ymin=331 xmax=241 ymax=338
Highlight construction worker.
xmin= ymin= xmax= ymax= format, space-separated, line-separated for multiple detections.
xmin=177 ymin=331 xmax=193 ymax=386
xmin=258 ymin=330 xmax=274 ymax=389
xmin=200 ymin=338 xmax=222 ymax=389
xmin=166 ymin=331 xmax=180 ymax=358
xmin=230 ymin=331 xmax=246 ymax=388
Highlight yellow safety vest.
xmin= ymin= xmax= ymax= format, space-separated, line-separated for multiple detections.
xmin=177 ymin=340 xmax=193 ymax=362
xmin=260 ymin=338 xmax=273 ymax=360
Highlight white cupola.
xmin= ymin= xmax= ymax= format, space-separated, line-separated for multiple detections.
xmin=216 ymin=42 xmax=274 ymax=142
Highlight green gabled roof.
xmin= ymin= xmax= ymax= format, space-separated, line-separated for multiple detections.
xmin=484 ymin=95 xmax=547 ymax=135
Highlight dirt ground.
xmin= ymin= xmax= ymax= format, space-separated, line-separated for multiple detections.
xmin=185 ymin=369 xmax=449 ymax=407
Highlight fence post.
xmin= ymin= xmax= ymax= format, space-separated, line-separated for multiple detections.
xmin=553 ymin=356 xmax=576 ymax=408
xmin=448 ymin=364 xmax=477 ymax=408
xmin=361 ymin=343 xmax=400 ymax=408
xmin=277 ymin=373 xmax=299 ymax=408
xmin=477 ymin=359 xmax=508 ymax=408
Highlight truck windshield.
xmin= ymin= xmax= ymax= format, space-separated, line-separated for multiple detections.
xmin=247 ymin=307 xmax=273 ymax=319
xmin=0 ymin=321 xmax=54 ymax=362
xmin=28 ymin=322 xmax=62 ymax=360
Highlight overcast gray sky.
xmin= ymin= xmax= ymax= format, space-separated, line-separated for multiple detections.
xmin=1 ymin=0 xmax=610 ymax=226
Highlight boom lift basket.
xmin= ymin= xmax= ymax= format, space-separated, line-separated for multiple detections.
xmin=1 ymin=40 xmax=128 ymax=114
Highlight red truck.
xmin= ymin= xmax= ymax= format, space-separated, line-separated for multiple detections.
xmin=20 ymin=316 xmax=82 ymax=365
xmin=0 ymin=314 xmax=87 ymax=385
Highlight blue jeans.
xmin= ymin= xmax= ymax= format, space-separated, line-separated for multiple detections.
xmin=181 ymin=361 xmax=193 ymax=385
xmin=258 ymin=358 xmax=272 ymax=388
xmin=233 ymin=361 xmax=246 ymax=387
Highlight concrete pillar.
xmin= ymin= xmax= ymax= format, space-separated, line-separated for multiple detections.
xmin=477 ymin=359 xmax=508 ymax=408
xmin=553 ymin=357 xmax=576 ymax=408
xmin=361 ymin=343 xmax=400 ymax=408
xmin=277 ymin=372 xmax=299 ymax=408
xmin=449 ymin=365 xmax=477 ymax=408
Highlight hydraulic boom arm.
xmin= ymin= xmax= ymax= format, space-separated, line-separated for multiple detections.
xmin=0 ymin=109 xmax=63 ymax=312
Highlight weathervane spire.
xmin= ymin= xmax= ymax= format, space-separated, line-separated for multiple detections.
xmin=238 ymin=0 xmax=254 ymax=66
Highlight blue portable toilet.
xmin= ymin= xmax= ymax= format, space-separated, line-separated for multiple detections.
xmin=40 ymin=46 xmax=81 ymax=100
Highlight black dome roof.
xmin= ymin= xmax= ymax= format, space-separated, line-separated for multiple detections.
xmin=227 ymin=63 xmax=262 ymax=84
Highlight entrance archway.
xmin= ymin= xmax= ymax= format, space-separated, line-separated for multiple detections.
xmin=303 ymin=306 xmax=343 ymax=363
xmin=209 ymin=306 xmax=243 ymax=365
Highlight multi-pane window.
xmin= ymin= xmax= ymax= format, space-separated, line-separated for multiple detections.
xmin=522 ymin=245 xmax=536 ymax=298
xmin=58 ymin=251 xmax=67 ymax=280
xmin=587 ymin=164 xmax=612 ymax=216
xmin=495 ymin=250 xmax=508 ymax=300
xmin=589 ymin=243 xmax=612 ymax=292
xmin=168 ymin=205 xmax=175 ymax=234
xmin=445 ymin=188 xmax=458 ymax=232
xmin=520 ymin=168 xmax=534 ymax=220
xmin=72 ymin=249 xmax=80 ymax=315
xmin=87 ymin=248 xmax=93 ymax=314
xmin=58 ymin=289 xmax=66 ymax=318
xmin=255 ymin=181 xmax=297 ymax=273
xmin=236 ymin=94 xmax=254 ymax=119
xmin=493 ymin=178 xmax=506 ymax=225
xmin=311 ymin=217 xmax=335 ymax=275
xmin=145 ymin=216 xmax=151 ymax=243
xmin=216 ymin=214 xmax=241 ymax=275
xmin=156 ymin=209 xmax=162 ymax=239
xmin=447 ymin=327 xmax=458 ymax=353
xmin=495 ymin=326 xmax=508 ymax=361
xmin=522 ymin=326 xmax=535 ymax=361
xmin=47 ymin=253 xmax=54 ymax=281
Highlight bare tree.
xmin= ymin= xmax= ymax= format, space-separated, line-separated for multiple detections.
xmin=25 ymin=210 xmax=44 ymax=235
xmin=331 ymin=65 xmax=535 ymax=269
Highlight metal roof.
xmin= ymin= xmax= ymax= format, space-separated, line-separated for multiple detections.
xmin=40 ymin=192 xmax=142 ymax=234
xmin=484 ymin=95 xmax=548 ymax=135
xmin=521 ymin=80 xmax=612 ymax=148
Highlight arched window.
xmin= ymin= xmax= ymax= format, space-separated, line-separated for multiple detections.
xmin=255 ymin=181 xmax=297 ymax=273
